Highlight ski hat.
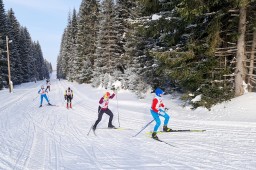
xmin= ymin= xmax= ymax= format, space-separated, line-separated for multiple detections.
xmin=155 ymin=88 xmax=164 ymax=97
xmin=41 ymin=85 xmax=44 ymax=89
xmin=104 ymin=92 xmax=110 ymax=98
xmin=68 ymin=87 xmax=70 ymax=90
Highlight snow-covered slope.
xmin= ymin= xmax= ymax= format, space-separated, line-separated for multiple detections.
xmin=0 ymin=72 xmax=255 ymax=170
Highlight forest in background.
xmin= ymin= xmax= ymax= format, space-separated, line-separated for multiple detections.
xmin=0 ymin=0 xmax=52 ymax=89
xmin=57 ymin=0 xmax=256 ymax=109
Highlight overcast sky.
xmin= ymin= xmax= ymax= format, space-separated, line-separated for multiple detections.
xmin=4 ymin=0 xmax=82 ymax=70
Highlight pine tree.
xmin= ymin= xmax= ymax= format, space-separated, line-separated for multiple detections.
xmin=93 ymin=0 xmax=122 ymax=87
xmin=0 ymin=0 xmax=7 ymax=88
xmin=0 ymin=0 xmax=51 ymax=89
xmin=75 ymin=0 xmax=99 ymax=83
xmin=6 ymin=8 xmax=23 ymax=84
xmin=67 ymin=9 xmax=78 ymax=81
xmin=34 ymin=41 xmax=45 ymax=80
xmin=19 ymin=27 xmax=33 ymax=82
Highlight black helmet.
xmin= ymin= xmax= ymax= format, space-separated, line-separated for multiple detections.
xmin=68 ymin=87 xmax=70 ymax=90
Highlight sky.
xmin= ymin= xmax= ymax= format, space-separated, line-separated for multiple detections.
xmin=3 ymin=0 xmax=82 ymax=70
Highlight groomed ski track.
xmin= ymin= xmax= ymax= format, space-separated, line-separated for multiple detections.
xmin=0 ymin=73 xmax=256 ymax=170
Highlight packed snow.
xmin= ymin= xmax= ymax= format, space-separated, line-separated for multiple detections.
xmin=0 ymin=72 xmax=256 ymax=170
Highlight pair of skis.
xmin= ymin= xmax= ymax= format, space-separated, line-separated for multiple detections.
xmin=148 ymin=129 xmax=206 ymax=133
xmin=39 ymin=104 xmax=58 ymax=108
xmin=149 ymin=129 xmax=206 ymax=147
xmin=87 ymin=126 xmax=132 ymax=136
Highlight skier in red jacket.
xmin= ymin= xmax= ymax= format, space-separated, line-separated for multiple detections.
xmin=151 ymin=88 xmax=171 ymax=139
xmin=92 ymin=91 xmax=116 ymax=131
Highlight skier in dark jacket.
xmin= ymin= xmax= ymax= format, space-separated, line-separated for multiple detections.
xmin=64 ymin=87 xmax=73 ymax=109
xmin=46 ymin=80 xmax=51 ymax=91
xmin=92 ymin=91 xmax=116 ymax=131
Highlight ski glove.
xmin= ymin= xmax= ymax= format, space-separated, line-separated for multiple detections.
xmin=158 ymin=110 xmax=164 ymax=116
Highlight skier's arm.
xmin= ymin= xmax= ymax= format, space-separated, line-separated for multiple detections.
xmin=64 ymin=90 xmax=67 ymax=100
xmin=109 ymin=93 xmax=115 ymax=99
xmin=99 ymin=97 xmax=104 ymax=104
xmin=38 ymin=89 xmax=41 ymax=94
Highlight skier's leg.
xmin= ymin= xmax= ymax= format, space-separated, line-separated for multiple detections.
xmin=161 ymin=112 xmax=170 ymax=126
xmin=160 ymin=112 xmax=171 ymax=132
xmin=105 ymin=109 xmax=114 ymax=127
xmin=150 ymin=110 xmax=161 ymax=132
xmin=43 ymin=94 xmax=50 ymax=103
xmin=40 ymin=95 xmax=43 ymax=106
xmin=93 ymin=107 xmax=104 ymax=129
xmin=67 ymin=96 xmax=70 ymax=108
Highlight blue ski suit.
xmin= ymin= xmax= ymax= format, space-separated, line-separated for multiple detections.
xmin=150 ymin=88 xmax=170 ymax=132
xmin=38 ymin=88 xmax=49 ymax=105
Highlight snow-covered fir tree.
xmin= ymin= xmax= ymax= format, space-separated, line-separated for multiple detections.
xmin=56 ymin=0 xmax=256 ymax=108
xmin=75 ymin=0 xmax=99 ymax=83
xmin=0 ymin=0 xmax=8 ymax=89
xmin=93 ymin=0 xmax=124 ymax=87
xmin=0 ymin=0 xmax=51 ymax=90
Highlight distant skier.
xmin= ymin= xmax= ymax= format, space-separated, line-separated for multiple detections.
xmin=46 ymin=80 xmax=51 ymax=91
xmin=38 ymin=85 xmax=52 ymax=107
xmin=92 ymin=91 xmax=116 ymax=131
xmin=64 ymin=87 xmax=73 ymax=109
xmin=151 ymin=88 xmax=171 ymax=139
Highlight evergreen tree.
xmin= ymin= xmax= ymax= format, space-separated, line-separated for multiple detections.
xmin=19 ymin=27 xmax=33 ymax=82
xmin=75 ymin=0 xmax=99 ymax=83
xmin=34 ymin=41 xmax=46 ymax=80
xmin=93 ymin=0 xmax=121 ymax=86
xmin=0 ymin=0 xmax=7 ymax=88
xmin=0 ymin=0 xmax=51 ymax=89
xmin=6 ymin=8 xmax=22 ymax=84
xmin=235 ymin=0 xmax=249 ymax=96
xmin=67 ymin=9 xmax=78 ymax=81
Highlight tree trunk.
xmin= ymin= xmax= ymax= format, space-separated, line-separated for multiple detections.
xmin=235 ymin=2 xmax=247 ymax=96
xmin=248 ymin=28 xmax=256 ymax=92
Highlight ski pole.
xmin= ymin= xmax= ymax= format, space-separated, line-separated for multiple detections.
xmin=87 ymin=107 xmax=102 ymax=136
xmin=133 ymin=119 xmax=155 ymax=137
xmin=33 ymin=95 xmax=39 ymax=101
xmin=116 ymin=90 xmax=120 ymax=127
xmin=87 ymin=124 xmax=93 ymax=136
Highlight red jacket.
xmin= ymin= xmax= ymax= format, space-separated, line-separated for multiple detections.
xmin=151 ymin=96 xmax=164 ymax=113
xmin=99 ymin=93 xmax=115 ymax=110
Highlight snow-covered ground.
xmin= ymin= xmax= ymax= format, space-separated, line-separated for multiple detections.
xmin=0 ymin=72 xmax=256 ymax=170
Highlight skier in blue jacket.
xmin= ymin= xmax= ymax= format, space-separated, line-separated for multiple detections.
xmin=38 ymin=85 xmax=52 ymax=107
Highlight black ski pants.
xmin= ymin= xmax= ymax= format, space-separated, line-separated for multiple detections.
xmin=66 ymin=95 xmax=72 ymax=103
xmin=93 ymin=106 xmax=114 ymax=128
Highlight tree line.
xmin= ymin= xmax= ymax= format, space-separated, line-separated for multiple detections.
xmin=57 ymin=0 xmax=256 ymax=109
xmin=0 ymin=0 xmax=51 ymax=90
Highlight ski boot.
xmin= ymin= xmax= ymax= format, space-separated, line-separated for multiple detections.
xmin=70 ymin=103 xmax=72 ymax=109
xmin=163 ymin=125 xmax=172 ymax=132
xmin=48 ymin=103 xmax=52 ymax=106
xmin=92 ymin=125 xmax=96 ymax=131
xmin=66 ymin=103 xmax=69 ymax=109
xmin=92 ymin=125 xmax=97 ymax=135
xmin=152 ymin=132 xmax=158 ymax=140
xmin=39 ymin=105 xmax=42 ymax=108
xmin=108 ymin=125 xmax=116 ymax=129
